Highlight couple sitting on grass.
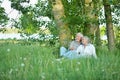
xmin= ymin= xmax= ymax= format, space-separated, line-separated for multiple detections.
xmin=60 ymin=33 xmax=97 ymax=59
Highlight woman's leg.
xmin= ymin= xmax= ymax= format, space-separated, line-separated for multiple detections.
xmin=65 ymin=50 xmax=79 ymax=59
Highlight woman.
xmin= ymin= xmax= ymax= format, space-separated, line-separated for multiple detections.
xmin=77 ymin=36 xmax=97 ymax=59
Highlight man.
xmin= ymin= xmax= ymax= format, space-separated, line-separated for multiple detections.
xmin=60 ymin=33 xmax=83 ymax=59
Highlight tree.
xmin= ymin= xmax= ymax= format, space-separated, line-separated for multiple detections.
xmin=93 ymin=0 xmax=102 ymax=46
xmin=0 ymin=1 xmax=9 ymax=26
xmin=50 ymin=0 xmax=71 ymax=47
xmin=7 ymin=0 xmax=119 ymax=50
xmin=9 ymin=0 xmax=30 ymax=14
xmin=84 ymin=0 xmax=102 ymax=43
xmin=19 ymin=13 xmax=38 ymax=34
xmin=10 ymin=0 xmax=51 ymax=35
xmin=62 ymin=0 xmax=85 ymax=37
xmin=103 ymin=0 xmax=115 ymax=51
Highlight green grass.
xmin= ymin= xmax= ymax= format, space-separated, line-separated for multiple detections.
xmin=0 ymin=43 xmax=120 ymax=80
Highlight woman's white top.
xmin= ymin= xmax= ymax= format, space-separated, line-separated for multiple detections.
xmin=77 ymin=44 xmax=97 ymax=58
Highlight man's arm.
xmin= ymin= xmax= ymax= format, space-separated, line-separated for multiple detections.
xmin=69 ymin=41 xmax=75 ymax=50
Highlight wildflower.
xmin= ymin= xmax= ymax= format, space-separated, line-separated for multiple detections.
xmin=20 ymin=57 xmax=22 ymax=60
xmin=51 ymin=61 xmax=54 ymax=64
xmin=21 ymin=63 xmax=25 ymax=67
xmin=29 ymin=53 xmax=32 ymax=55
xmin=9 ymin=68 xmax=13 ymax=74
xmin=7 ymin=49 xmax=10 ymax=52
xmin=77 ymin=62 xmax=81 ymax=65
xmin=23 ymin=57 xmax=27 ymax=61
xmin=41 ymin=75 xmax=45 ymax=79
xmin=102 ymin=69 xmax=105 ymax=72
xmin=56 ymin=58 xmax=64 ymax=62
xmin=55 ymin=59 xmax=63 ymax=64
xmin=41 ymin=73 xmax=45 ymax=79
xmin=15 ymin=68 xmax=18 ymax=71
xmin=56 ymin=59 xmax=61 ymax=62
xmin=76 ymin=68 xmax=79 ymax=71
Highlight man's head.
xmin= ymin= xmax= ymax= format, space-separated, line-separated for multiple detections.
xmin=75 ymin=33 xmax=83 ymax=42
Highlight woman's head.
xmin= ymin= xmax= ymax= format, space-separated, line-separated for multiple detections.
xmin=82 ymin=36 xmax=90 ymax=45
xmin=75 ymin=33 xmax=83 ymax=42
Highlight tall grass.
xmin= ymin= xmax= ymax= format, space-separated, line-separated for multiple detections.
xmin=0 ymin=43 xmax=120 ymax=80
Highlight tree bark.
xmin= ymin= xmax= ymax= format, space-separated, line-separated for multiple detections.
xmin=84 ymin=0 xmax=97 ymax=42
xmin=93 ymin=0 xmax=101 ymax=47
xmin=95 ymin=25 xmax=101 ymax=46
xmin=51 ymin=0 xmax=71 ymax=47
xmin=103 ymin=0 xmax=115 ymax=51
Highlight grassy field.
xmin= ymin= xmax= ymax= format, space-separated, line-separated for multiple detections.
xmin=0 ymin=43 xmax=120 ymax=80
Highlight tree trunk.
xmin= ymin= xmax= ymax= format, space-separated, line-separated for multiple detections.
xmin=103 ymin=0 xmax=115 ymax=51
xmin=84 ymin=0 xmax=97 ymax=42
xmin=51 ymin=0 xmax=71 ymax=47
xmin=95 ymin=25 xmax=101 ymax=46
xmin=93 ymin=0 xmax=101 ymax=47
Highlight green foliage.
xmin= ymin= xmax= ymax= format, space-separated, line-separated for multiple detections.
xmin=9 ymin=0 xmax=38 ymax=34
xmin=0 ymin=43 xmax=120 ymax=80
xmin=111 ymin=5 xmax=120 ymax=25
xmin=35 ymin=0 xmax=53 ymax=18
xmin=17 ymin=13 xmax=38 ymax=35
xmin=10 ymin=0 xmax=53 ymax=36
xmin=109 ymin=0 xmax=120 ymax=5
xmin=0 ymin=6 xmax=9 ymax=26
xmin=114 ymin=26 xmax=120 ymax=49
xmin=62 ymin=0 xmax=85 ymax=36
xmin=100 ymin=26 xmax=106 ymax=36
xmin=9 ymin=0 xmax=30 ymax=14
xmin=5 ymin=0 xmax=120 ymax=49
xmin=47 ymin=20 xmax=59 ymax=35
xmin=99 ymin=0 xmax=120 ymax=25
xmin=13 ymin=18 xmax=37 ymax=35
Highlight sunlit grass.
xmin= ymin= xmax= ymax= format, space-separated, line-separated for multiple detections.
xmin=0 ymin=43 xmax=120 ymax=80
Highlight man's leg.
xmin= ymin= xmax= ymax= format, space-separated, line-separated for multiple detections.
xmin=60 ymin=46 xmax=67 ymax=56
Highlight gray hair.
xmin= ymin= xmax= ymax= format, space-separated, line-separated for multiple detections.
xmin=76 ymin=33 xmax=83 ymax=38
xmin=83 ymin=36 xmax=90 ymax=43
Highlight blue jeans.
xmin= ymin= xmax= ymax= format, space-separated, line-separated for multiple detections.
xmin=60 ymin=47 xmax=79 ymax=59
